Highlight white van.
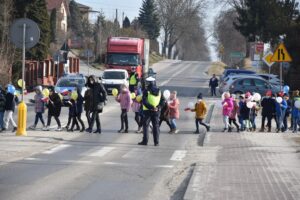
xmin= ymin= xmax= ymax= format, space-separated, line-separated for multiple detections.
xmin=101 ymin=69 xmax=129 ymax=94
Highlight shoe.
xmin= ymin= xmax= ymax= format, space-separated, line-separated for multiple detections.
xmin=268 ymin=129 xmax=272 ymax=133
xmin=12 ymin=127 xmax=17 ymax=132
xmin=168 ymin=129 xmax=173 ymax=133
xmin=136 ymin=127 xmax=142 ymax=133
xmin=237 ymin=128 xmax=240 ymax=133
xmin=276 ymin=129 xmax=280 ymax=133
xmin=80 ymin=128 xmax=85 ymax=132
xmin=123 ymin=130 xmax=128 ymax=133
xmin=154 ymin=143 xmax=159 ymax=146
xmin=43 ymin=126 xmax=49 ymax=131
xmin=206 ymin=126 xmax=210 ymax=132
xmin=86 ymin=128 xmax=92 ymax=133
xmin=194 ymin=130 xmax=200 ymax=134
xmin=118 ymin=129 xmax=124 ymax=133
xmin=138 ymin=141 xmax=147 ymax=145
xmin=29 ymin=125 xmax=36 ymax=130
xmin=1 ymin=128 xmax=6 ymax=131
xmin=259 ymin=129 xmax=264 ymax=132
xmin=65 ymin=126 xmax=69 ymax=130
xmin=67 ymin=129 xmax=73 ymax=132
xmin=222 ymin=128 xmax=227 ymax=132
xmin=55 ymin=127 xmax=62 ymax=131
xmin=228 ymin=127 xmax=232 ymax=132
xmin=74 ymin=127 xmax=80 ymax=131
xmin=93 ymin=129 xmax=101 ymax=134
xmin=174 ymin=129 xmax=179 ymax=134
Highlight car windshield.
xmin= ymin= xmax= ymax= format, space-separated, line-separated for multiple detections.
xmin=57 ymin=78 xmax=85 ymax=87
xmin=107 ymin=53 xmax=139 ymax=66
xmin=103 ymin=71 xmax=125 ymax=79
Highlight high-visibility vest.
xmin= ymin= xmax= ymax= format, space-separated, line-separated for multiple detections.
xmin=129 ymin=74 xmax=137 ymax=85
xmin=143 ymin=91 xmax=161 ymax=110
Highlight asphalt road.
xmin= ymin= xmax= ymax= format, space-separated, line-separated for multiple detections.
xmin=0 ymin=60 xmax=212 ymax=200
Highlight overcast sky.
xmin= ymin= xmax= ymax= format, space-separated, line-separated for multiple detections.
xmin=76 ymin=0 xmax=222 ymax=61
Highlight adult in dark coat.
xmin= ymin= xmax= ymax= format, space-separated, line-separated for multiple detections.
xmin=43 ymin=86 xmax=62 ymax=131
xmin=260 ymin=91 xmax=276 ymax=132
xmin=159 ymin=96 xmax=172 ymax=132
xmin=209 ymin=74 xmax=219 ymax=96
xmin=76 ymin=87 xmax=85 ymax=132
xmin=86 ymin=75 xmax=107 ymax=134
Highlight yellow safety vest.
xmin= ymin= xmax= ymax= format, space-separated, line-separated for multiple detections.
xmin=129 ymin=74 xmax=137 ymax=85
xmin=143 ymin=91 xmax=161 ymax=111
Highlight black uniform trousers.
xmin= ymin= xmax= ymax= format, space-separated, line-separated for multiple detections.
xmin=142 ymin=110 xmax=160 ymax=145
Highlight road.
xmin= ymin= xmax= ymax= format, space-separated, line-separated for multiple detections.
xmin=0 ymin=60 xmax=213 ymax=200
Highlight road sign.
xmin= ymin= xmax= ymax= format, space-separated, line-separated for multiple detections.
xmin=270 ymin=43 xmax=292 ymax=62
xmin=230 ymin=51 xmax=245 ymax=58
xmin=10 ymin=18 xmax=40 ymax=49
xmin=262 ymin=52 xmax=275 ymax=67
xmin=255 ymin=42 xmax=264 ymax=53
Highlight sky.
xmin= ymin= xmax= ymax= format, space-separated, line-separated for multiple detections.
xmin=76 ymin=0 xmax=221 ymax=61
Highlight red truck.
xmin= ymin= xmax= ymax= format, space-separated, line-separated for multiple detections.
xmin=106 ymin=37 xmax=150 ymax=81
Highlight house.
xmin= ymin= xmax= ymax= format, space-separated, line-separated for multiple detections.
xmin=77 ymin=2 xmax=91 ymax=21
xmin=46 ymin=0 xmax=70 ymax=42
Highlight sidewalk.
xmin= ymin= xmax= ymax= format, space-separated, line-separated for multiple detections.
xmin=184 ymin=99 xmax=300 ymax=200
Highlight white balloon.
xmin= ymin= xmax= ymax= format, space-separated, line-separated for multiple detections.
xmin=276 ymin=97 xmax=283 ymax=103
xmin=222 ymin=92 xmax=226 ymax=101
xmin=295 ymin=100 xmax=300 ymax=109
xmin=247 ymin=101 xmax=254 ymax=109
xmin=253 ymin=93 xmax=261 ymax=102
xmin=188 ymin=102 xmax=194 ymax=109
xmin=163 ymin=90 xmax=170 ymax=99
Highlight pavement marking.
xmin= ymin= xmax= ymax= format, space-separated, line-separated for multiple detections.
xmin=159 ymin=64 xmax=189 ymax=86
xmin=42 ymin=144 xmax=71 ymax=154
xmin=170 ymin=150 xmax=187 ymax=161
xmin=104 ymin=162 xmax=174 ymax=169
xmin=64 ymin=160 xmax=92 ymax=164
xmin=24 ymin=157 xmax=44 ymax=161
xmin=122 ymin=148 xmax=141 ymax=158
xmin=88 ymin=146 xmax=115 ymax=157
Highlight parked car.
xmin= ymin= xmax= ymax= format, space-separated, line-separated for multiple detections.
xmin=220 ymin=69 xmax=256 ymax=83
xmin=101 ymin=69 xmax=129 ymax=94
xmin=55 ymin=74 xmax=87 ymax=105
xmin=255 ymin=73 xmax=281 ymax=85
xmin=228 ymin=77 xmax=280 ymax=95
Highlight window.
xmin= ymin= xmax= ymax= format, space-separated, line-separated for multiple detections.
xmin=254 ymin=79 xmax=265 ymax=87
xmin=103 ymin=71 xmax=125 ymax=80
xmin=57 ymin=78 xmax=85 ymax=87
xmin=107 ymin=53 xmax=139 ymax=66
xmin=241 ymin=79 xmax=252 ymax=86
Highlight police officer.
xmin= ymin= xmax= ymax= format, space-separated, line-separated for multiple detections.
xmin=138 ymin=77 xmax=162 ymax=146
xmin=129 ymin=67 xmax=139 ymax=93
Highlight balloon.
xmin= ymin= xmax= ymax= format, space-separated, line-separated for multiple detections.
xmin=112 ymin=88 xmax=118 ymax=97
xmin=253 ymin=93 xmax=261 ymax=102
xmin=136 ymin=95 xmax=142 ymax=103
xmin=283 ymin=85 xmax=290 ymax=94
xmin=71 ymin=91 xmax=78 ymax=100
xmin=295 ymin=100 xmax=300 ymax=109
xmin=163 ymin=90 xmax=170 ymax=99
xmin=276 ymin=97 xmax=283 ymax=103
xmin=7 ymin=84 xmax=15 ymax=94
xmin=188 ymin=102 xmax=194 ymax=109
xmin=17 ymin=79 xmax=25 ymax=89
xmin=221 ymin=92 xmax=226 ymax=101
xmin=247 ymin=101 xmax=254 ymax=109
xmin=42 ymin=88 xmax=50 ymax=97
xmin=131 ymin=93 xmax=136 ymax=99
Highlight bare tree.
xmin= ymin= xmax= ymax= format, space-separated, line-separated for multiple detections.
xmin=0 ymin=0 xmax=15 ymax=85
xmin=213 ymin=8 xmax=247 ymax=66
xmin=156 ymin=0 xmax=206 ymax=58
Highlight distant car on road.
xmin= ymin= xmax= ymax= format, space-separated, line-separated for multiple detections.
xmin=55 ymin=74 xmax=87 ymax=105
xmin=228 ymin=77 xmax=280 ymax=95
xmin=101 ymin=69 xmax=129 ymax=94
xmin=220 ymin=69 xmax=256 ymax=83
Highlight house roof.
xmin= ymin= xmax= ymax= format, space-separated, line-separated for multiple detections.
xmin=76 ymin=2 xmax=91 ymax=10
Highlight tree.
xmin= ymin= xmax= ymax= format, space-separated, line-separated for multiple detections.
xmin=123 ymin=16 xmax=131 ymax=28
xmin=50 ymin=9 xmax=57 ymax=43
xmin=14 ymin=0 xmax=51 ymax=60
xmin=69 ymin=0 xmax=83 ymax=37
xmin=138 ymin=0 xmax=160 ymax=40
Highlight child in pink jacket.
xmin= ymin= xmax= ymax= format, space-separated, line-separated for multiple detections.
xmin=116 ymin=85 xmax=131 ymax=133
xmin=222 ymin=92 xmax=234 ymax=132
xmin=168 ymin=91 xmax=180 ymax=133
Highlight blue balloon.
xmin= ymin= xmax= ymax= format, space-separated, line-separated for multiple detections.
xmin=7 ymin=84 xmax=16 ymax=94
xmin=283 ymin=85 xmax=290 ymax=94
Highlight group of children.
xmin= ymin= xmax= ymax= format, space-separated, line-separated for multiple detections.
xmin=221 ymin=90 xmax=300 ymax=133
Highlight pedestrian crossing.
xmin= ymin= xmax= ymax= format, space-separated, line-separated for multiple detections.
xmin=24 ymin=143 xmax=190 ymax=168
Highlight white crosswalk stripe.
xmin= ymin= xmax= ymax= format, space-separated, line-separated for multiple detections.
xmin=42 ymin=144 xmax=71 ymax=154
xmin=170 ymin=150 xmax=187 ymax=161
xmin=88 ymin=147 xmax=115 ymax=157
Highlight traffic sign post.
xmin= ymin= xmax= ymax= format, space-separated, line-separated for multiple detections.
xmin=84 ymin=49 xmax=94 ymax=75
xmin=270 ymin=43 xmax=292 ymax=91
xmin=53 ymin=51 xmax=65 ymax=81
xmin=10 ymin=18 xmax=40 ymax=136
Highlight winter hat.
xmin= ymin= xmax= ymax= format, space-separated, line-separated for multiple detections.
xmin=197 ymin=93 xmax=203 ymax=99
xmin=36 ymin=85 xmax=42 ymax=92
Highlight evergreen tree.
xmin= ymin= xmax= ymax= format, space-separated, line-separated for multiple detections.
xmin=14 ymin=0 xmax=51 ymax=60
xmin=69 ymin=0 xmax=83 ymax=37
xmin=138 ymin=0 xmax=160 ymax=40
xmin=50 ymin=9 xmax=57 ymax=43
xmin=122 ymin=16 xmax=131 ymax=28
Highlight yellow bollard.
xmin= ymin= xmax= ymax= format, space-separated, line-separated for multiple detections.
xmin=16 ymin=101 xmax=27 ymax=136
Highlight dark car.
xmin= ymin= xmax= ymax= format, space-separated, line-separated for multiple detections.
xmin=220 ymin=69 xmax=256 ymax=82
xmin=228 ymin=77 xmax=280 ymax=95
